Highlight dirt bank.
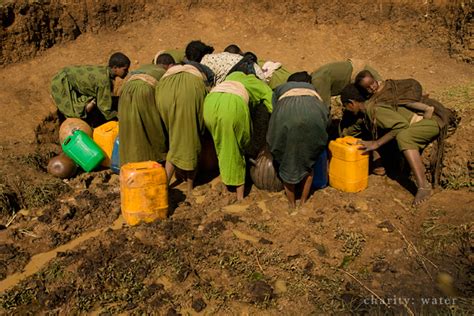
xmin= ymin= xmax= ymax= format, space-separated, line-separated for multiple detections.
xmin=1 ymin=0 xmax=473 ymax=65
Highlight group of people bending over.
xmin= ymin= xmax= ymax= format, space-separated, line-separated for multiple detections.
xmin=51 ymin=40 xmax=455 ymax=208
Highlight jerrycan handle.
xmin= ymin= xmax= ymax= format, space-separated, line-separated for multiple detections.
xmin=340 ymin=136 xmax=359 ymax=146
xmin=63 ymin=135 xmax=73 ymax=146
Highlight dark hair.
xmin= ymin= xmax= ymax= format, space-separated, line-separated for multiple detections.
xmin=340 ymin=84 xmax=366 ymax=105
xmin=354 ymin=70 xmax=374 ymax=87
xmin=224 ymin=44 xmax=243 ymax=55
xmin=108 ymin=52 xmax=131 ymax=68
xmin=287 ymin=71 xmax=311 ymax=83
xmin=155 ymin=53 xmax=175 ymax=65
xmin=185 ymin=40 xmax=214 ymax=62
xmin=227 ymin=52 xmax=257 ymax=75
xmin=243 ymin=51 xmax=258 ymax=63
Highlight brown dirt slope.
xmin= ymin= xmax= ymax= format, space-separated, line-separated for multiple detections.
xmin=0 ymin=0 xmax=473 ymax=66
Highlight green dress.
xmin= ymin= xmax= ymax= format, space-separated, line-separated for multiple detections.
xmin=51 ymin=65 xmax=116 ymax=120
xmin=267 ymin=82 xmax=329 ymax=184
xmin=118 ymin=64 xmax=167 ymax=166
xmin=366 ymin=102 xmax=439 ymax=151
xmin=311 ymin=60 xmax=382 ymax=107
xmin=155 ymin=68 xmax=207 ymax=171
xmin=258 ymin=60 xmax=292 ymax=90
xmin=203 ymin=71 xmax=273 ymax=186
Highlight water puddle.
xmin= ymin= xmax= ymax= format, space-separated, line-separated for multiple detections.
xmin=0 ymin=215 xmax=126 ymax=292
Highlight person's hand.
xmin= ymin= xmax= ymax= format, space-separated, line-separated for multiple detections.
xmin=85 ymin=99 xmax=96 ymax=113
xmin=357 ymin=140 xmax=379 ymax=154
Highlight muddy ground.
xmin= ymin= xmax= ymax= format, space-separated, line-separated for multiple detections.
xmin=0 ymin=0 xmax=473 ymax=315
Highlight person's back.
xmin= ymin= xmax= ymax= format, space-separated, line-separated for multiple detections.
xmin=118 ymin=54 xmax=174 ymax=166
xmin=201 ymin=52 xmax=243 ymax=85
xmin=311 ymin=60 xmax=353 ymax=106
xmin=53 ymin=65 xmax=111 ymax=118
xmin=131 ymin=64 xmax=167 ymax=81
xmin=51 ymin=52 xmax=130 ymax=126
xmin=268 ymin=72 xmax=328 ymax=208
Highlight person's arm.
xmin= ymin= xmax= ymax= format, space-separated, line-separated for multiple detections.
xmin=358 ymin=132 xmax=395 ymax=153
xmin=358 ymin=105 xmax=409 ymax=153
xmin=245 ymin=74 xmax=274 ymax=113
xmin=406 ymin=102 xmax=434 ymax=119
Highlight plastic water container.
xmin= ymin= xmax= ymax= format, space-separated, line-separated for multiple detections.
xmin=110 ymin=136 xmax=120 ymax=174
xmin=93 ymin=121 xmax=119 ymax=167
xmin=328 ymin=136 xmax=368 ymax=192
xmin=120 ymin=161 xmax=168 ymax=226
xmin=62 ymin=130 xmax=105 ymax=172
xmin=312 ymin=149 xmax=328 ymax=189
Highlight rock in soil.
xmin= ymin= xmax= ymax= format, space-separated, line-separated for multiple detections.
xmin=191 ymin=298 xmax=207 ymax=312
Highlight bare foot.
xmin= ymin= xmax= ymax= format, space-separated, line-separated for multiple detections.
xmin=372 ymin=166 xmax=386 ymax=176
xmin=424 ymin=106 xmax=434 ymax=119
xmin=412 ymin=186 xmax=432 ymax=206
xmin=288 ymin=200 xmax=296 ymax=209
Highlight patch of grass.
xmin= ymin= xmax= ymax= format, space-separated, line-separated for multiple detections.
xmin=434 ymin=82 xmax=474 ymax=111
xmin=421 ymin=221 xmax=472 ymax=256
xmin=17 ymin=151 xmax=56 ymax=172
xmin=38 ymin=261 xmax=64 ymax=282
xmin=309 ymin=274 xmax=346 ymax=313
xmin=335 ymin=228 xmax=366 ymax=268
xmin=8 ymin=176 xmax=69 ymax=209
xmin=248 ymin=221 xmax=272 ymax=233
xmin=0 ymin=287 xmax=37 ymax=310
xmin=0 ymin=181 xmax=19 ymax=216
xmin=442 ymin=175 xmax=473 ymax=190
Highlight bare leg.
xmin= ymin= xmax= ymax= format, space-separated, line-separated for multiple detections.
xmin=236 ymin=185 xmax=245 ymax=201
xmin=407 ymin=102 xmax=434 ymax=119
xmin=283 ymin=182 xmax=296 ymax=209
xmin=403 ymin=149 xmax=432 ymax=206
xmin=185 ymin=170 xmax=195 ymax=199
xmin=165 ymin=160 xmax=175 ymax=183
xmin=300 ymin=170 xmax=314 ymax=206
xmin=371 ymin=150 xmax=386 ymax=176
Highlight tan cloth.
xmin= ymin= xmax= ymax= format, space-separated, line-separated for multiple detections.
xmin=210 ymin=80 xmax=250 ymax=104
xmin=127 ymin=73 xmax=158 ymax=87
xmin=278 ymin=88 xmax=323 ymax=102
xmin=161 ymin=64 xmax=205 ymax=80
xmin=349 ymin=58 xmax=367 ymax=82
xmin=410 ymin=113 xmax=424 ymax=125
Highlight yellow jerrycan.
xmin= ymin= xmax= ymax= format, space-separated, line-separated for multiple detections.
xmin=328 ymin=136 xmax=369 ymax=192
xmin=120 ymin=161 xmax=168 ymax=226
xmin=93 ymin=121 xmax=119 ymax=167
